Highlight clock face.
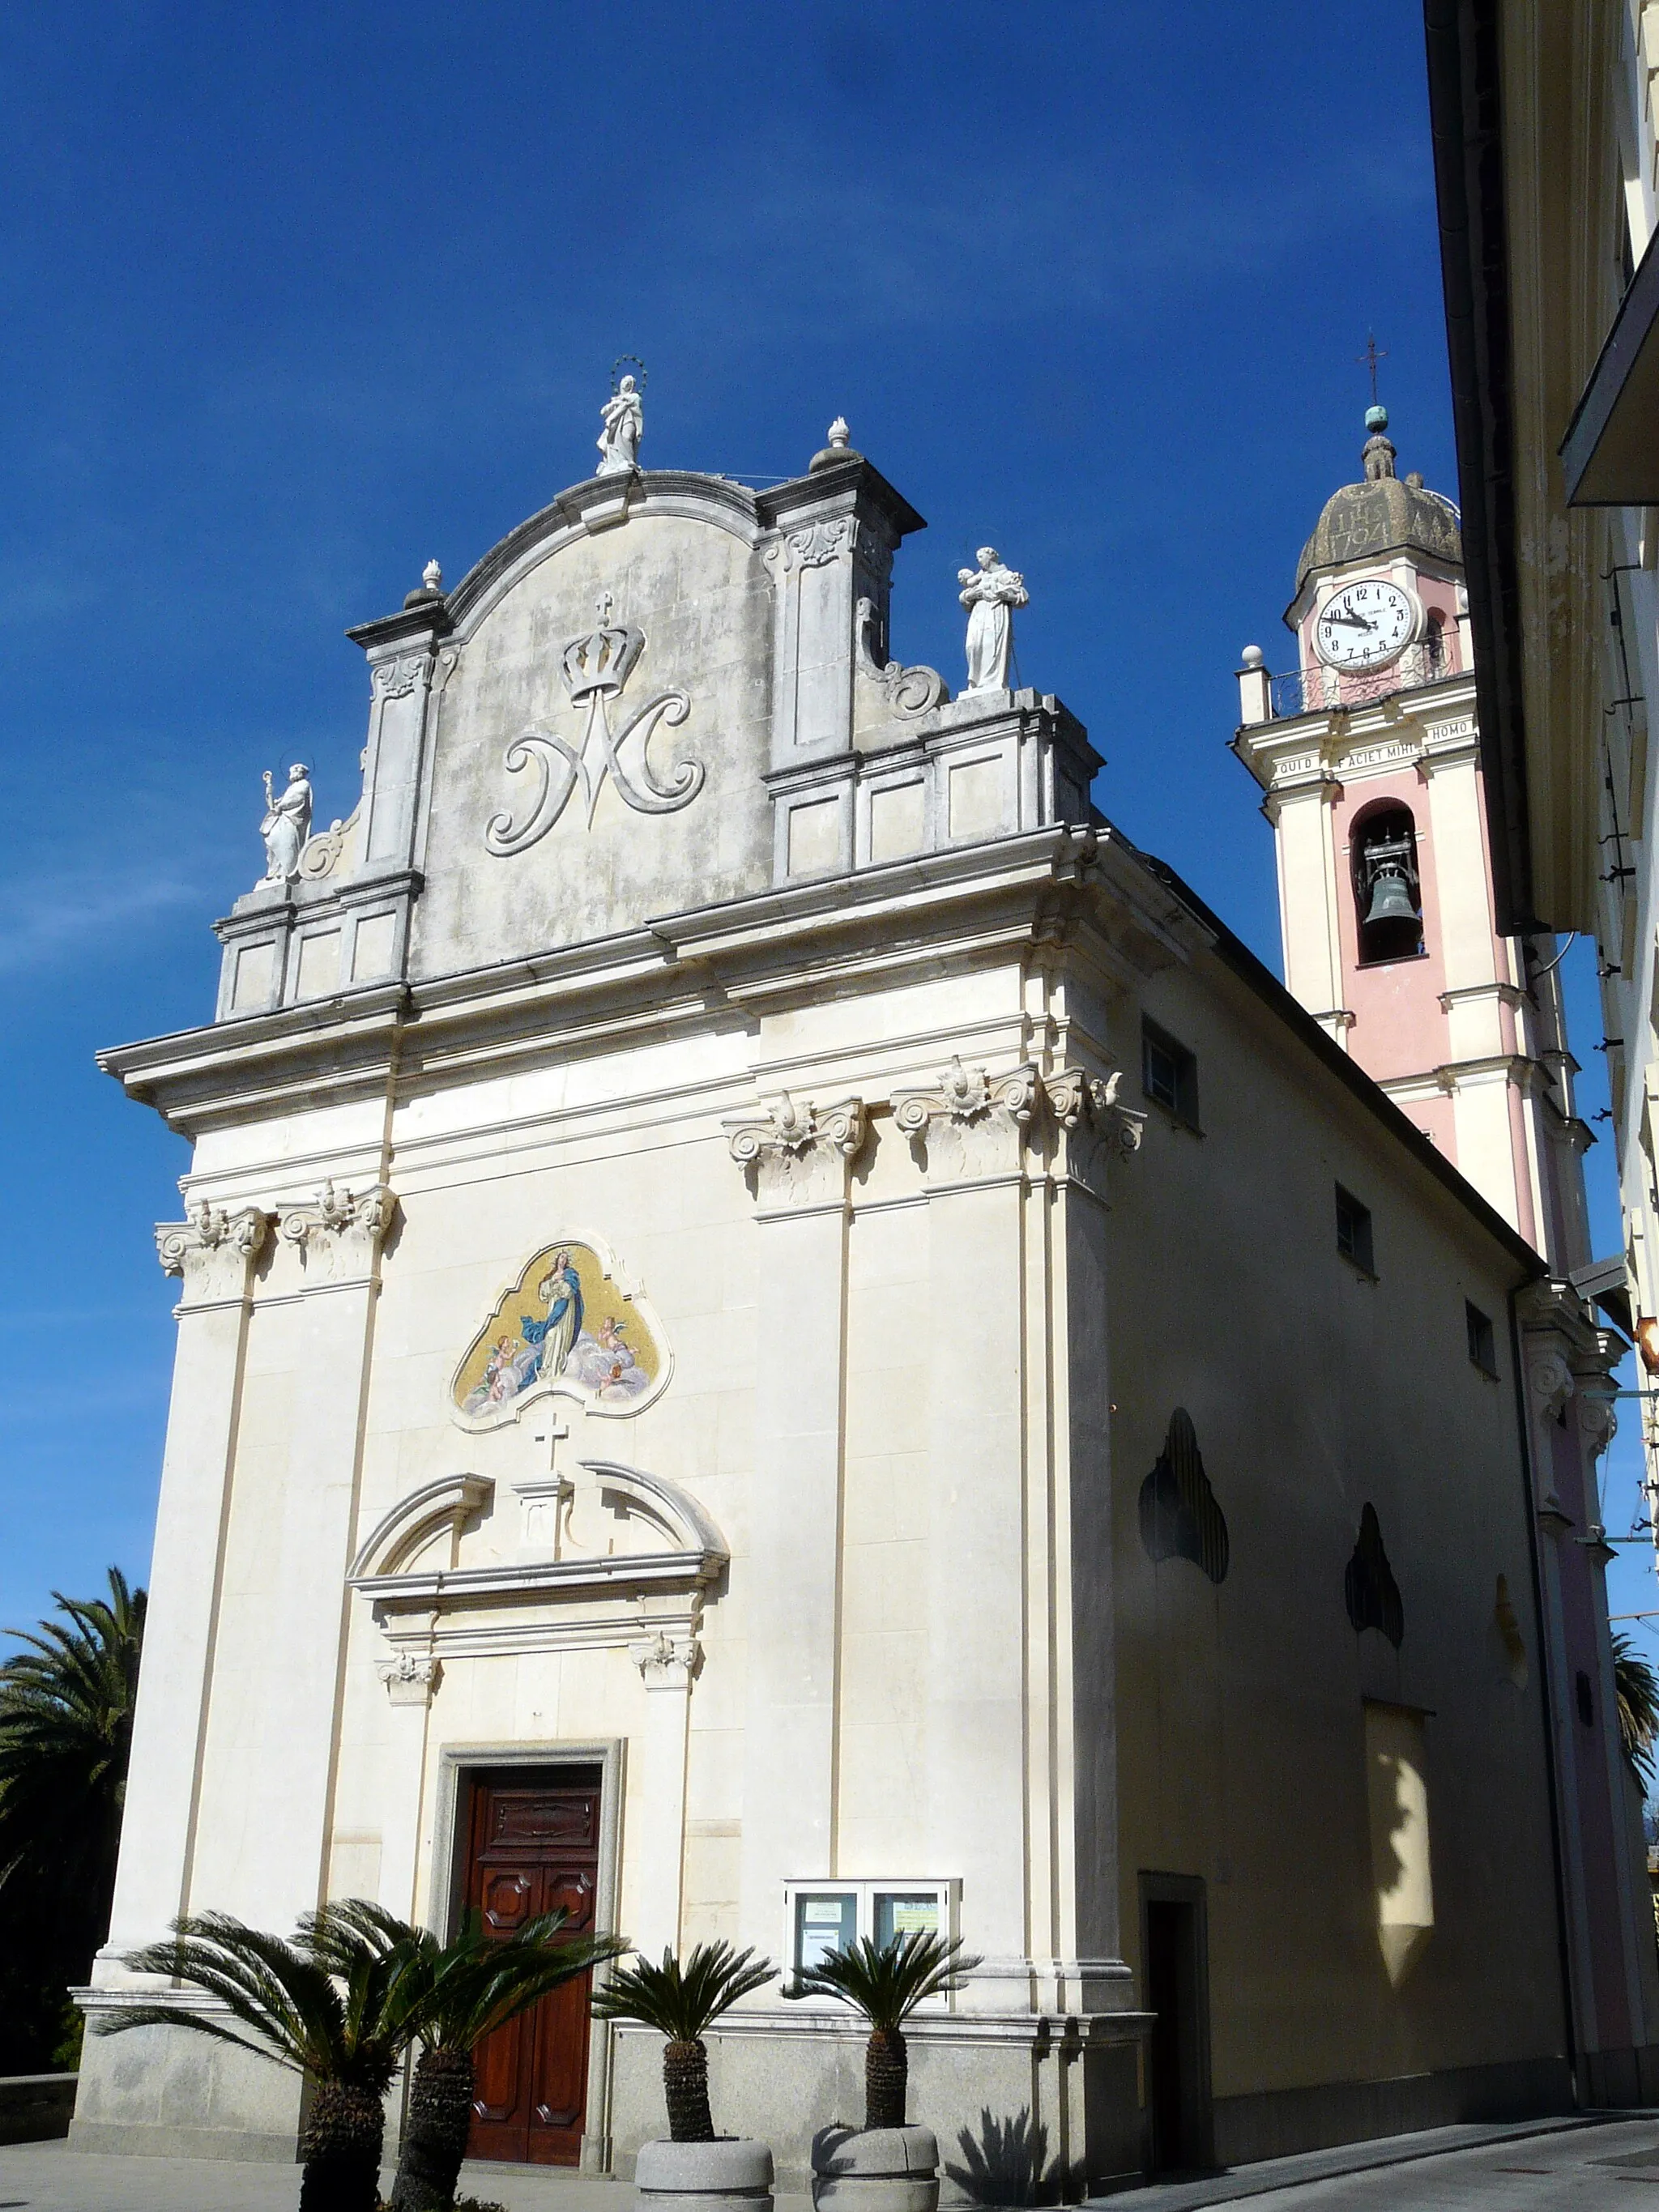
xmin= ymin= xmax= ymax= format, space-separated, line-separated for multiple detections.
xmin=1313 ymin=578 xmax=1419 ymax=670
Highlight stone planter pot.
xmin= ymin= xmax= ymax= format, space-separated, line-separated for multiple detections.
xmin=636 ymin=2134 xmax=775 ymax=2212
xmin=812 ymin=2124 xmax=940 ymax=2212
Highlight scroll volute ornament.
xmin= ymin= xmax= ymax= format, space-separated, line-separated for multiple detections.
xmin=277 ymin=1180 xmax=397 ymax=1284
xmin=724 ymin=1093 xmax=867 ymax=1208
xmin=156 ymin=1202 xmax=268 ymax=1303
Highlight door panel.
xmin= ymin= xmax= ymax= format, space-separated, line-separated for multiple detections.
xmin=463 ymin=1767 xmax=603 ymax=2167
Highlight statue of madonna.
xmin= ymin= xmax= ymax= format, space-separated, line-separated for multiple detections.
xmin=596 ymin=375 xmax=643 ymax=476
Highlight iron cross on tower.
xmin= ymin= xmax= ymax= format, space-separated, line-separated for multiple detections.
xmin=1357 ymin=330 xmax=1388 ymax=406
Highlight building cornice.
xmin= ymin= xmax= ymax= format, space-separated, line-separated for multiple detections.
xmin=98 ymin=825 xmax=1197 ymax=1136
xmin=100 ymin=815 xmax=1544 ymax=1281
xmin=1232 ymin=674 xmax=1479 ymax=795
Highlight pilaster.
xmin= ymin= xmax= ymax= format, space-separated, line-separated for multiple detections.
xmin=889 ymin=1061 xmax=1141 ymax=2014
xmin=1516 ymin=1279 xmax=1648 ymax=2062
xmin=628 ymin=1631 xmax=701 ymax=1958
xmin=725 ymin=1094 xmax=865 ymax=1948
xmin=96 ymin=1205 xmax=269 ymax=1979
xmin=757 ymin=456 xmax=923 ymax=768
xmin=1265 ymin=770 xmax=1350 ymax=1043
xmin=184 ymin=1182 xmax=397 ymax=1932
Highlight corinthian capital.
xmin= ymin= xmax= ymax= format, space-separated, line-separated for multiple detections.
xmin=156 ymin=1203 xmax=268 ymax=1304
xmin=277 ymin=1180 xmax=397 ymax=1282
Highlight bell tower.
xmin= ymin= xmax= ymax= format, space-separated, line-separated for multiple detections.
xmin=1232 ymin=407 xmax=1588 ymax=1263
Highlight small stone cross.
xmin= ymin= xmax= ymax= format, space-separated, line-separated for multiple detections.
xmin=531 ymin=1417 xmax=570 ymax=1475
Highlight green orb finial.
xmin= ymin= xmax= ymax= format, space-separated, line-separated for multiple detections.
xmin=1365 ymin=403 xmax=1389 ymax=432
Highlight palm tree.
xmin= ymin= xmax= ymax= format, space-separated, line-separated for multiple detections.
xmin=0 ymin=1571 xmax=146 ymax=1933
xmin=591 ymin=1941 xmax=774 ymax=2142
xmin=96 ymin=1908 xmax=429 ymax=2212
xmin=783 ymin=1931 xmax=979 ymax=2129
xmin=1614 ymin=1630 xmax=1659 ymax=1790
xmin=311 ymin=1899 xmax=628 ymax=2212
xmin=0 ymin=1568 xmax=146 ymax=2070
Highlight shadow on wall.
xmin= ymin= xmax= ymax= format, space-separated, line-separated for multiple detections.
xmin=945 ymin=2108 xmax=1062 ymax=2206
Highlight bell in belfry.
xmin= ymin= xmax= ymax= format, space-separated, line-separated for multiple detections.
xmin=1365 ymin=865 xmax=1418 ymax=927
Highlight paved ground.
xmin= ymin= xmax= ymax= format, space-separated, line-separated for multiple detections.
xmin=1089 ymin=2113 xmax=1659 ymax=2210
xmin=4 ymin=2116 xmax=1659 ymax=2211
xmin=0 ymin=2143 xmax=689 ymax=2212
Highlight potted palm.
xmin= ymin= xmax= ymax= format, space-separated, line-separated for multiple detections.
xmin=309 ymin=1899 xmax=629 ymax=2212
xmin=784 ymin=1930 xmax=979 ymax=2212
xmin=96 ymin=1907 xmax=429 ymax=2212
xmin=591 ymin=1940 xmax=776 ymax=2210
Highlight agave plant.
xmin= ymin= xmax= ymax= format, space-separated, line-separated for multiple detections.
xmin=590 ymin=1941 xmax=774 ymax=2142
xmin=784 ymin=1930 xmax=979 ymax=2129
xmin=309 ymin=1899 xmax=628 ymax=2212
xmin=96 ymin=1907 xmax=429 ymax=2212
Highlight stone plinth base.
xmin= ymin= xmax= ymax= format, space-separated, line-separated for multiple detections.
xmin=609 ymin=2011 xmax=1145 ymax=2203
xmin=69 ymin=2001 xmax=305 ymax=2164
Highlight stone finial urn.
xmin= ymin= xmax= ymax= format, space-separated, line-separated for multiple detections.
xmin=811 ymin=2124 xmax=940 ymax=2212
xmin=636 ymin=2135 xmax=776 ymax=2212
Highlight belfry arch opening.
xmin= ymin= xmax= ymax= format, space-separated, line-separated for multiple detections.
xmin=1351 ymin=802 xmax=1425 ymax=965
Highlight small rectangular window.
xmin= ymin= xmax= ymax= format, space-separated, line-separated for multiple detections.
xmin=1466 ymin=1301 xmax=1497 ymax=1376
xmin=783 ymin=1877 xmax=958 ymax=1995
xmin=1335 ymin=1185 xmax=1375 ymax=1274
xmin=1141 ymin=1016 xmax=1200 ymax=1129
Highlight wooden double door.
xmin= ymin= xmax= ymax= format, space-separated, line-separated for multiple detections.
xmin=463 ymin=1766 xmax=603 ymax=2167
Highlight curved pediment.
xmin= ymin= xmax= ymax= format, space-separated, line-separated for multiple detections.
xmin=348 ymin=1458 xmax=727 ymax=1617
xmin=349 ymin=1473 xmax=494 ymax=1580
xmin=450 ymin=1235 xmax=670 ymax=1431
xmin=445 ymin=471 xmax=769 ymax=641
xmin=408 ymin=490 xmax=776 ymax=981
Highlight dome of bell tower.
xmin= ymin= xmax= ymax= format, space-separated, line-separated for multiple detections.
xmin=1294 ymin=407 xmax=1463 ymax=598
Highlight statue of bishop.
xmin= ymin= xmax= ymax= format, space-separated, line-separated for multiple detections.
xmin=260 ymin=764 xmax=313 ymax=884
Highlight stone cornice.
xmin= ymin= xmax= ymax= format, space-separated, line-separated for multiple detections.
xmin=100 ymin=830 xmax=1130 ymax=1133
xmin=1231 ymin=672 xmax=1478 ymax=794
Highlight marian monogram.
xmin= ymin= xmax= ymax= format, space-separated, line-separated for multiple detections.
xmin=484 ymin=595 xmax=706 ymax=855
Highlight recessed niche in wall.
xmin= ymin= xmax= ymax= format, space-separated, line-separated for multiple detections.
xmin=1139 ymin=1409 xmax=1229 ymax=1583
xmin=1493 ymin=1574 xmax=1529 ymax=1688
xmin=1345 ymin=1502 xmax=1404 ymax=1647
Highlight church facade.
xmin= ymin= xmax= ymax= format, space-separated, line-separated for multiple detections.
xmin=72 ymin=403 xmax=1651 ymax=2188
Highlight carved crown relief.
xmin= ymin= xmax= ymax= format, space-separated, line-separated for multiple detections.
xmin=450 ymin=1236 xmax=670 ymax=1430
xmin=484 ymin=594 xmax=705 ymax=855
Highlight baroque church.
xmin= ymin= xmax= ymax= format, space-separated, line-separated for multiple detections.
xmin=74 ymin=390 xmax=1657 ymax=2189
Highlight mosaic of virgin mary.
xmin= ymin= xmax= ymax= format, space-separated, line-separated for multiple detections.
xmin=451 ymin=1238 xmax=667 ymax=1427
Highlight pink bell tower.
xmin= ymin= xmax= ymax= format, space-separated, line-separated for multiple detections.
xmin=1232 ymin=404 xmax=1589 ymax=1264
xmin=1234 ymin=408 xmax=1659 ymax=2099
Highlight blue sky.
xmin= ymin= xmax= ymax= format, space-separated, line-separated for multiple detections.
xmin=2 ymin=2 xmax=1652 ymax=1650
